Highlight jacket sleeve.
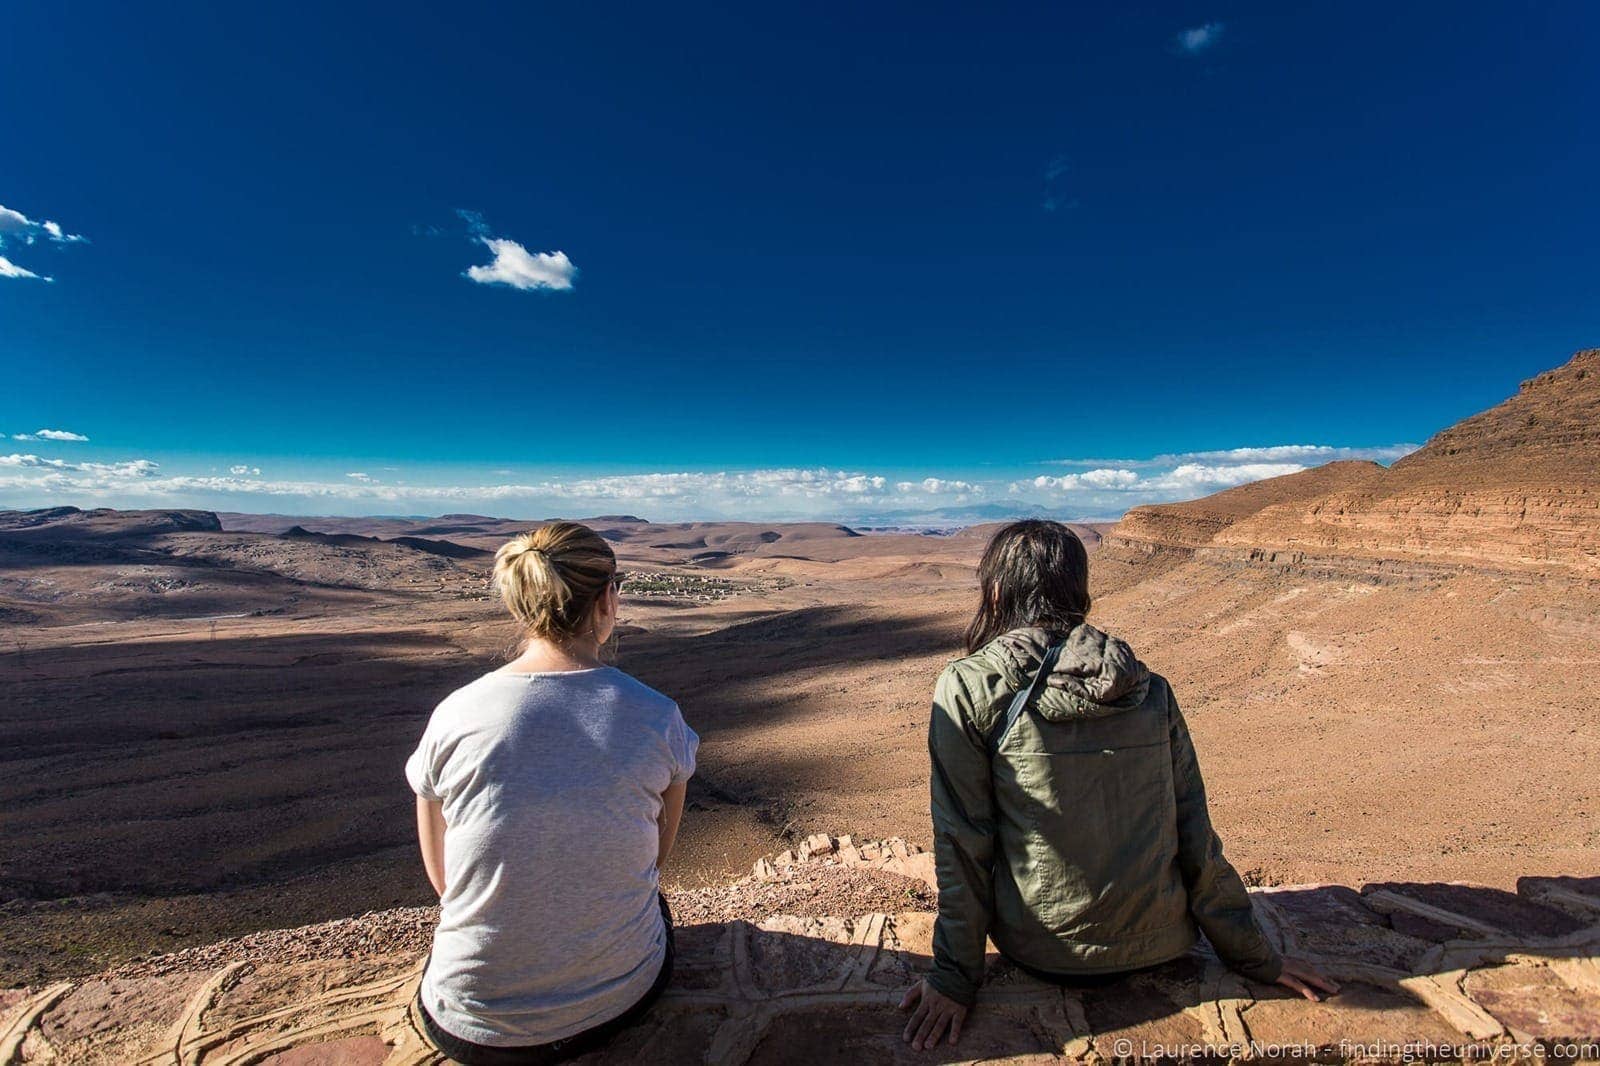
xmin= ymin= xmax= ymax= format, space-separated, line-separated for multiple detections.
xmin=1167 ymin=686 xmax=1283 ymax=984
xmin=927 ymin=666 xmax=995 ymax=1006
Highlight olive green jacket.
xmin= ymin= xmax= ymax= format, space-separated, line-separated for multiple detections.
xmin=927 ymin=624 xmax=1281 ymax=1005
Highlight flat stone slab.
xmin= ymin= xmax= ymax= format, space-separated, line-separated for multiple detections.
xmin=5 ymin=872 xmax=1600 ymax=1064
xmin=1363 ymin=882 xmax=1589 ymax=940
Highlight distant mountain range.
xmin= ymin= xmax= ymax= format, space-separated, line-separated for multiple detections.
xmin=842 ymin=501 xmax=1114 ymax=528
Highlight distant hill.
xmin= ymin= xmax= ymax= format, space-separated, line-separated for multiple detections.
xmin=1384 ymin=348 xmax=1600 ymax=487
xmin=0 ymin=506 xmax=223 ymax=538
xmin=280 ymin=525 xmax=489 ymax=560
xmin=0 ymin=504 xmax=489 ymax=625
xmin=1112 ymin=461 xmax=1387 ymax=552
xmin=1106 ymin=349 xmax=1600 ymax=576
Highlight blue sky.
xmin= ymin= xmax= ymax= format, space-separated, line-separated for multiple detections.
xmin=2 ymin=2 xmax=1596 ymax=521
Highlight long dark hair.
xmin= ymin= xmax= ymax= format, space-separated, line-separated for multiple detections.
xmin=964 ymin=520 xmax=1092 ymax=653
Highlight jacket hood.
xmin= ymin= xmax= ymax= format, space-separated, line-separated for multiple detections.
xmin=986 ymin=623 xmax=1151 ymax=719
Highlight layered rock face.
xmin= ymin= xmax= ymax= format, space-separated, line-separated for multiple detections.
xmin=1110 ymin=462 xmax=1388 ymax=561
xmin=1107 ymin=350 xmax=1600 ymax=577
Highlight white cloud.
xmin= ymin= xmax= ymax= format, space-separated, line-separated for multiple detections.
xmin=1028 ymin=461 xmax=1307 ymax=497
xmin=1077 ymin=468 xmax=1141 ymax=489
xmin=895 ymin=477 xmax=980 ymax=495
xmin=1045 ymin=443 xmax=1418 ymax=468
xmin=0 ymin=255 xmax=50 ymax=282
xmin=1019 ymin=451 xmax=1391 ymax=514
xmin=1168 ymin=443 xmax=1419 ymax=464
xmin=528 ymin=469 xmax=896 ymax=501
xmin=0 ymin=205 xmax=36 ymax=236
xmin=0 ymin=464 xmax=974 ymax=519
xmin=1 ymin=205 xmax=85 ymax=244
xmin=1174 ymin=22 xmax=1223 ymax=54
xmin=0 ymin=203 xmax=86 ymax=281
xmin=0 ymin=454 xmax=67 ymax=469
xmin=12 ymin=428 xmax=89 ymax=442
xmin=465 ymin=237 xmax=577 ymax=292
xmin=0 ymin=453 xmax=156 ymax=477
xmin=1146 ymin=462 xmax=1305 ymax=491
xmin=1029 ymin=469 xmax=1142 ymax=492
xmin=0 ymin=443 xmax=1415 ymax=521
xmin=102 ymin=459 xmax=160 ymax=477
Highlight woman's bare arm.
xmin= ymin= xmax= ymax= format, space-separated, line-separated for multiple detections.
xmin=416 ymin=796 xmax=447 ymax=897
xmin=657 ymin=780 xmax=687 ymax=869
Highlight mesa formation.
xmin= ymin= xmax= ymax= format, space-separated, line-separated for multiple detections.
xmin=2 ymin=350 xmax=1598 ymax=1060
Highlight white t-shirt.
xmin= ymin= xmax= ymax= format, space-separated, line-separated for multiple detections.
xmin=405 ymin=667 xmax=698 ymax=1046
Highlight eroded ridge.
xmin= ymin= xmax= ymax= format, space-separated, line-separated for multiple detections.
xmin=4 ymin=841 xmax=1598 ymax=1064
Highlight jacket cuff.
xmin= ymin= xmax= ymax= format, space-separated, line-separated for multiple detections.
xmin=925 ymin=968 xmax=978 ymax=1008
xmin=1232 ymin=947 xmax=1283 ymax=985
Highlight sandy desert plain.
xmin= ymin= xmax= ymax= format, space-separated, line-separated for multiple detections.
xmin=2 ymin=351 xmax=1599 ymax=1056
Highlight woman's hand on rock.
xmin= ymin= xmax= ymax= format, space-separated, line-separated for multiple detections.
xmin=1275 ymin=956 xmax=1341 ymax=1001
xmin=900 ymin=978 xmax=969 ymax=1050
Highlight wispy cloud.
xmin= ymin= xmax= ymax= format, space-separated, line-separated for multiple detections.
xmin=0 ymin=256 xmax=49 ymax=282
xmin=1044 ymin=443 xmax=1419 ymax=468
xmin=1174 ymin=22 xmax=1224 ymax=55
xmin=1165 ymin=443 xmax=1418 ymax=464
xmin=455 ymin=209 xmax=490 ymax=236
xmin=452 ymin=209 xmax=578 ymax=292
xmin=1016 ymin=461 xmax=1305 ymax=501
xmin=0 ymin=202 xmax=87 ymax=282
xmin=12 ymin=428 xmax=90 ymax=442
xmin=0 ymin=464 xmax=981 ymax=518
xmin=1015 ymin=442 xmax=1421 ymax=512
xmin=894 ymin=477 xmax=980 ymax=495
xmin=1042 ymin=154 xmax=1078 ymax=214
xmin=0 ymin=443 xmax=1418 ymax=521
xmin=1 ymin=453 xmax=157 ymax=477
xmin=0 ymin=204 xmax=85 ymax=244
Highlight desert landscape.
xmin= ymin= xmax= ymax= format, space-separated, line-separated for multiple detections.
xmin=2 ymin=350 xmax=1599 ymax=1062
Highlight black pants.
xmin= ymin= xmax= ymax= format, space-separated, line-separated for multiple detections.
xmin=416 ymin=895 xmax=675 ymax=1066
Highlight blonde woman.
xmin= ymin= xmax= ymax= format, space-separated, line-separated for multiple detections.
xmin=405 ymin=521 xmax=698 ymax=1064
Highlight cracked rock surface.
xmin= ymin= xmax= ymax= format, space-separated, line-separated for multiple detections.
xmin=4 ymin=840 xmax=1599 ymax=1064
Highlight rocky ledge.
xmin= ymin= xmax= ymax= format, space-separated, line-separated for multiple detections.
xmin=3 ymin=838 xmax=1599 ymax=1064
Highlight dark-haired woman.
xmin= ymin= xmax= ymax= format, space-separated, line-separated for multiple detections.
xmin=901 ymin=520 xmax=1336 ymax=1051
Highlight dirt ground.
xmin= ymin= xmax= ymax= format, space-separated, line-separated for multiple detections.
xmin=3 ymin=512 xmax=1599 ymax=986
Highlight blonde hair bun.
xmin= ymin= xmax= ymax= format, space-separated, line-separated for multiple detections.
xmin=492 ymin=522 xmax=616 ymax=640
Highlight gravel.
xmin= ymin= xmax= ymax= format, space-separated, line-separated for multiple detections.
xmin=101 ymin=864 xmax=936 ymax=982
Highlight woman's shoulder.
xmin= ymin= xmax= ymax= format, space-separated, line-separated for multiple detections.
xmin=939 ymin=645 xmax=1009 ymax=688
xmin=941 ymin=627 xmax=1048 ymax=689
xmin=425 ymin=670 xmax=520 ymax=721
xmin=934 ymin=645 xmax=1019 ymax=728
xmin=603 ymin=667 xmax=680 ymax=714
